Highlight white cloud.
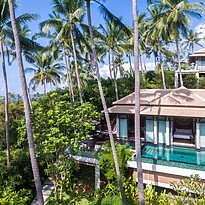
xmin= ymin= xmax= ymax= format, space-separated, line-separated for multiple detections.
xmin=99 ymin=64 xmax=110 ymax=79
xmin=143 ymin=62 xmax=155 ymax=71
xmin=0 ymin=79 xmax=5 ymax=96
xmin=99 ymin=62 xmax=155 ymax=79
xmin=195 ymin=23 xmax=205 ymax=46
xmin=195 ymin=23 xmax=205 ymax=37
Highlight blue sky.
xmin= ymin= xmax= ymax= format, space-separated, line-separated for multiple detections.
xmin=1 ymin=0 xmax=205 ymax=96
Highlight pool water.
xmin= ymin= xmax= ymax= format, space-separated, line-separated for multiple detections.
xmin=141 ymin=145 xmax=205 ymax=166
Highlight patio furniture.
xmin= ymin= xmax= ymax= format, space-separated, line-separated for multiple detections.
xmin=173 ymin=128 xmax=194 ymax=140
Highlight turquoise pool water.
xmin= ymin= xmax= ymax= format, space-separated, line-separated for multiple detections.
xmin=141 ymin=144 xmax=205 ymax=167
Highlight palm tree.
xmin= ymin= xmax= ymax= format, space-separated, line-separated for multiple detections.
xmin=85 ymin=0 xmax=127 ymax=204
xmin=146 ymin=5 xmax=167 ymax=89
xmin=132 ymin=0 xmax=145 ymax=204
xmin=42 ymin=0 xmax=85 ymax=104
xmin=0 ymin=39 xmax=10 ymax=166
xmin=152 ymin=0 xmax=204 ymax=87
xmin=0 ymin=1 xmax=38 ymax=166
xmin=7 ymin=0 xmax=44 ymax=204
xmin=99 ymin=20 xmax=131 ymax=100
xmin=37 ymin=13 xmax=75 ymax=104
xmin=0 ymin=0 xmax=10 ymax=166
xmin=182 ymin=29 xmax=204 ymax=54
xmin=25 ymin=50 xmax=63 ymax=95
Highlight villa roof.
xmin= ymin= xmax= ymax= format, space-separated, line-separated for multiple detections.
xmin=189 ymin=48 xmax=205 ymax=57
xmin=108 ymin=87 xmax=205 ymax=118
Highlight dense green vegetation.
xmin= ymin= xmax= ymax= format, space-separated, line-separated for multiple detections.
xmin=0 ymin=0 xmax=205 ymax=204
xmin=0 ymin=79 xmax=205 ymax=204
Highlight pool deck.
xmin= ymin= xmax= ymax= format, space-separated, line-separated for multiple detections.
xmin=128 ymin=160 xmax=205 ymax=189
xmin=128 ymin=160 xmax=205 ymax=178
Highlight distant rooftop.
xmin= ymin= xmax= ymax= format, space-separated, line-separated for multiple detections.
xmin=189 ymin=48 xmax=205 ymax=57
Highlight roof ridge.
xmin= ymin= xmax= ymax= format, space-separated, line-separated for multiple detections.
xmin=146 ymin=87 xmax=193 ymax=105
xmin=193 ymin=48 xmax=205 ymax=54
xmin=192 ymin=92 xmax=205 ymax=103
xmin=113 ymin=92 xmax=135 ymax=105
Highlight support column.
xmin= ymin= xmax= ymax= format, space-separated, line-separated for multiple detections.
xmin=196 ymin=119 xmax=200 ymax=149
xmin=193 ymin=119 xmax=196 ymax=134
xmin=95 ymin=165 xmax=100 ymax=190
xmin=166 ymin=118 xmax=170 ymax=146
xmin=116 ymin=115 xmax=119 ymax=138
xmin=170 ymin=119 xmax=173 ymax=144
xmin=154 ymin=117 xmax=158 ymax=145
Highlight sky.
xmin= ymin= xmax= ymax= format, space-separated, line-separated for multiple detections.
xmin=1 ymin=0 xmax=205 ymax=96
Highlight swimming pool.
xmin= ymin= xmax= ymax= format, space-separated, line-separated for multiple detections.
xmin=141 ymin=144 xmax=205 ymax=166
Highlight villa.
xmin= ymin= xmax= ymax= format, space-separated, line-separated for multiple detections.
xmin=175 ymin=48 xmax=205 ymax=87
xmin=108 ymin=86 xmax=205 ymax=188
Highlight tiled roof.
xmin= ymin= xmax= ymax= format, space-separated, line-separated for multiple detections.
xmin=108 ymin=87 xmax=205 ymax=118
xmin=189 ymin=48 xmax=205 ymax=57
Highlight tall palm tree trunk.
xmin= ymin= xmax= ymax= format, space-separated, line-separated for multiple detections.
xmin=86 ymin=1 xmax=127 ymax=204
xmin=176 ymin=38 xmax=183 ymax=87
xmin=43 ymin=80 xmax=47 ymax=95
xmin=132 ymin=0 xmax=145 ymax=204
xmin=142 ymin=54 xmax=147 ymax=72
xmin=70 ymin=25 xmax=83 ymax=104
xmin=63 ymin=47 xmax=74 ymax=105
xmin=26 ymin=87 xmax=33 ymax=110
xmin=139 ymin=54 xmax=143 ymax=72
xmin=128 ymin=54 xmax=133 ymax=73
xmin=158 ymin=43 xmax=166 ymax=89
xmin=108 ymin=51 xmax=112 ymax=79
xmin=7 ymin=1 xmax=44 ymax=204
xmin=161 ymin=65 xmax=166 ymax=89
xmin=0 ymin=40 xmax=10 ymax=166
xmin=112 ymin=51 xmax=119 ymax=100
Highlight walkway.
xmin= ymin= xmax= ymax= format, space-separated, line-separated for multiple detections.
xmin=31 ymin=179 xmax=54 ymax=205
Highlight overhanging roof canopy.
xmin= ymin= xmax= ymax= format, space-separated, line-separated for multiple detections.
xmin=189 ymin=48 xmax=205 ymax=58
xmin=108 ymin=87 xmax=205 ymax=118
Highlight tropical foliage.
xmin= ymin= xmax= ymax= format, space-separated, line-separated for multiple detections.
xmin=1 ymin=0 xmax=205 ymax=204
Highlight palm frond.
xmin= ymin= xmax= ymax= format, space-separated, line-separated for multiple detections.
xmin=94 ymin=0 xmax=131 ymax=36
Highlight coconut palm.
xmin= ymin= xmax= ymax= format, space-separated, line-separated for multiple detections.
xmin=132 ymin=0 xmax=145 ymax=204
xmin=85 ymin=0 xmax=127 ymax=204
xmin=25 ymin=50 xmax=63 ymax=95
xmin=151 ymin=0 xmax=204 ymax=87
xmin=146 ymin=5 xmax=168 ymax=88
xmin=0 ymin=0 xmax=10 ymax=166
xmin=0 ymin=0 xmax=39 ymax=166
xmin=7 ymin=0 xmax=44 ymax=204
xmin=41 ymin=0 xmax=85 ymax=104
xmin=99 ymin=20 xmax=131 ymax=100
xmin=182 ymin=29 xmax=204 ymax=54
xmin=36 ymin=13 xmax=75 ymax=104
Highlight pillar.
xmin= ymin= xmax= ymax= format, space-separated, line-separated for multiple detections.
xmin=193 ymin=119 xmax=196 ymax=134
xmin=95 ymin=165 xmax=100 ymax=190
xmin=170 ymin=119 xmax=173 ymax=144
xmin=116 ymin=115 xmax=119 ymax=138
xmin=166 ymin=118 xmax=170 ymax=146
xmin=154 ymin=117 xmax=158 ymax=145
xmin=196 ymin=119 xmax=200 ymax=149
